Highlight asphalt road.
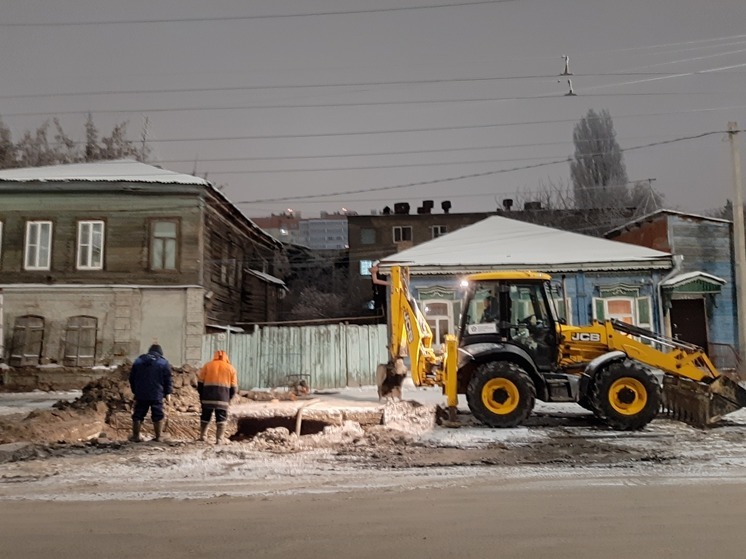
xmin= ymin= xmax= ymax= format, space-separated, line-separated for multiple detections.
xmin=4 ymin=479 xmax=746 ymax=559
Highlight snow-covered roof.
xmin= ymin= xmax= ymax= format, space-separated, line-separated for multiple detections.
xmin=0 ymin=159 xmax=209 ymax=186
xmin=659 ymin=271 xmax=726 ymax=288
xmin=0 ymin=159 xmax=283 ymax=248
xmin=379 ymin=215 xmax=672 ymax=274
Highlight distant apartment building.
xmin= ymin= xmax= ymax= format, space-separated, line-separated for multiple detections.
xmin=251 ymin=211 xmax=302 ymax=245
xmin=298 ymin=211 xmax=351 ymax=250
xmin=255 ymin=210 xmax=353 ymax=250
xmin=347 ymin=200 xmax=495 ymax=309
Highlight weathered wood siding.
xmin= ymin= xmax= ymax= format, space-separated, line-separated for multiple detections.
xmin=201 ymin=193 xmax=283 ymax=324
xmin=0 ymin=187 xmax=202 ymax=285
xmin=668 ymin=215 xmax=736 ymax=348
xmin=201 ymin=323 xmax=388 ymax=389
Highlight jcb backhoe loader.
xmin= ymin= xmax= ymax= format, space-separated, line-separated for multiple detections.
xmin=378 ymin=266 xmax=746 ymax=430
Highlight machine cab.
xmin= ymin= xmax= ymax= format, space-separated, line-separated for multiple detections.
xmin=459 ymin=273 xmax=559 ymax=371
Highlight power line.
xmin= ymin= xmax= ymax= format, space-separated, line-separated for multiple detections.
xmin=229 ymin=131 xmax=728 ymax=204
xmin=0 ymin=1 xmax=515 ymax=27
xmin=0 ymin=71 xmax=727 ymax=101
xmin=158 ymin=136 xmax=671 ymax=164
xmin=1 ymin=90 xmax=719 ymax=119
xmin=201 ymin=154 xmax=570 ymax=175
xmin=127 ymin=108 xmax=746 ymax=144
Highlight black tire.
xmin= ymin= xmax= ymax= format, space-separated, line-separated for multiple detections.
xmin=577 ymin=394 xmax=596 ymax=412
xmin=589 ymin=360 xmax=661 ymax=430
xmin=466 ymin=361 xmax=536 ymax=428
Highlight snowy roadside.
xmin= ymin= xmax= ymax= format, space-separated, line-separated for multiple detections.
xmin=1 ymin=404 xmax=746 ymax=501
xmin=0 ymin=391 xmax=82 ymax=417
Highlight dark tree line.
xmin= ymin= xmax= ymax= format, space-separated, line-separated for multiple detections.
xmin=0 ymin=114 xmax=149 ymax=169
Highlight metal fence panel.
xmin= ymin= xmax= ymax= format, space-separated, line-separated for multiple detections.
xmin=201 ymin=323 xmax=388 ymax=390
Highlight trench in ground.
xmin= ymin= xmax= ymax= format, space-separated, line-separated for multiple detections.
xmin=232 ymin=415 xmax=336 ymax=440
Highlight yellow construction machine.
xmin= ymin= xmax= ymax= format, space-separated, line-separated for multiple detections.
xmin=378 ymin=265 xmax=746 ymax=430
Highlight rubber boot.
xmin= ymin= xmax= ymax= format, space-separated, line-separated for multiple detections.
xmin=129 ymin=421 xmax=142 ymax=443
xmin=215 ymin=422 xmax=227 ymax=445
xmin=197 ymin=421 xmax=209 ymax=442
xmin=153 ymin=421 xmax=163 ymax=442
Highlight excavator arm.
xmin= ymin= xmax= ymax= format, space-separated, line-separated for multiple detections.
xmin=388 ymin=266 xmax=440 ymax=386
xmin=378 ymin=266 xmax=460 ymax=418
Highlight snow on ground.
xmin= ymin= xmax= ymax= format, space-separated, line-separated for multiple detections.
xmin=3 ymin=386 xmax=746 ymax=501
xmin=0 ymin=391 xmax=81 ymax=417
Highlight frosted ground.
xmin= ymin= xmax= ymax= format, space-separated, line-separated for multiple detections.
xmin=2 ymin=384 xmax=746 ymax=502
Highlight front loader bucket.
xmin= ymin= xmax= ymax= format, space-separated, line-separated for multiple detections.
xmin=661 ymin=375 xmax=746 ymax=428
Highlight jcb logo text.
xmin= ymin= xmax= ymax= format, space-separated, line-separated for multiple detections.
xmin=571 ymin=332 xmax=601 ymax=342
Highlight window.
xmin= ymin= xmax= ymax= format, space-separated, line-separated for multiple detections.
xmin=421 ymin=300 xmax=454 ymax=345
xmin=360 ymin=228 xmax=376 ymax=245
xmin=77 ymin=220 xmax=104 ymax=270
xmin=393 ymin=226 xmax=413 ymax=243
xmin=24 ymin=221 xmax=53 ymax=270
xmin=593 ymin=296 xmax=652 ymax=330
xmin=9 ymin=315 xmax=45 ymax=366
xmin=64 ymin=316 xmax=98 ymax=367
xmin=360 ymin=259 xmax=374 ymax=276
xmin=431 ymin=225 xmax=448 ymax=239
xmin=150 ymin=220 xmax=178 ymax=270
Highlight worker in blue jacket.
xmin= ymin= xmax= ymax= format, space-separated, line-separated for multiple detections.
xmin=128 ymin=344 xmax=173 ymax=442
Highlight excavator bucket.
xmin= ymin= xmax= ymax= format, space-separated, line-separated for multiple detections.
xmin=376 ymin=359 xmax=407 ymax=400
xmin=661 ymin=374 xmax=746 ymax=428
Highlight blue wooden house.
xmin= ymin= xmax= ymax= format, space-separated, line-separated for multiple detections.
xmin=606 ymin=210 xmax=736 ymax=369
xmin=379 ymin=215 xmax=673 ymax=345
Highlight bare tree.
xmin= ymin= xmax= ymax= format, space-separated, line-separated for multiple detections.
xmin=0 ymin=116 xmax=150 ymax=169
xmin=0 ymin=119 xmax=15 ymax=169
xmin=570 ymin=109 xmax=629 ymax=209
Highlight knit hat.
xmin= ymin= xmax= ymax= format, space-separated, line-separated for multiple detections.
xmin=148 ymin=344 xmax=164 ymax=357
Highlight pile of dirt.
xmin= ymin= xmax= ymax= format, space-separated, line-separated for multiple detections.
xmin=0 ymin=365 xmax=202 ymax=444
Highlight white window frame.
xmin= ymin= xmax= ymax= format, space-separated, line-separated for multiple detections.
xmin=592 ymin=296 xmax=652 ymax=330
xmin=24 ymin=221 xmax=53 ymax=271
xmin=76 ymin=220 xmax=105 ymax=270
xmin=420 ymin=299 xmax=454 ymax=346
xmin=393 ymin=225 xmax=413 ymax=243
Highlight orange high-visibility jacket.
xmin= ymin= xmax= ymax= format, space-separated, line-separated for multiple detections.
xmin=198 ymin=350 xmax=238 ymax=410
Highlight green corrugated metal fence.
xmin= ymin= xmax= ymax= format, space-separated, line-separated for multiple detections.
xmin=201 ymin=324 xmax=388 ymax=390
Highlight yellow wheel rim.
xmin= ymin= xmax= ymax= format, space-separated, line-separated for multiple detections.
xmin=482 ymin=378 xmax=520 ymax=415
xmin=609 ymin=378 xmax=647 ymax=415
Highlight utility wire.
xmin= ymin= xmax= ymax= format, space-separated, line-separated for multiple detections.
xmin=157 ymin=136 xmax=669 ymax=164
xmin=0 ymin=1 xmax=516 ymax=26
xmin=1 ymin=90 xmax=718 ymax=118
xmin=202 ymin=154 xmax=569 ymax=175
xmin=129 ymin=108 xmax=746 ymax=144
xmin=0 ymin=71 xmax=730 ymax=101
xmin=229 ymin=131 xmax=728 ymax=204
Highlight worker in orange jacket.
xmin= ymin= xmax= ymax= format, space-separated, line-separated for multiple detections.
xmin=197 ymin=350 xmax=238 ymax=444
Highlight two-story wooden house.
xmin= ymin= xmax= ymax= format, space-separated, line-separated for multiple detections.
xmin=0 ymin=160 xmax=285 ymax=368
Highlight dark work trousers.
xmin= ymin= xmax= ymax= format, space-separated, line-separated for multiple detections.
xmin=132 ymin=399 xmax=165 ymax=422
xmin=200 ymin=407 xmax=228 ymax=424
